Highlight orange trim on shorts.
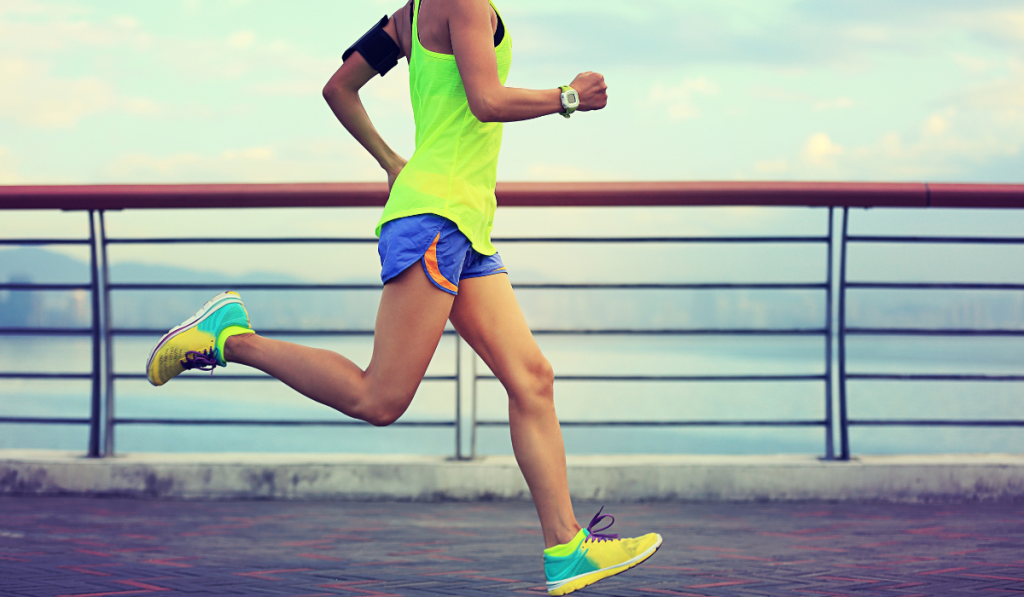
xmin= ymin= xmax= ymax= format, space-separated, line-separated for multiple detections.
xmin=424 ymin=233 xmax=459 ymax=293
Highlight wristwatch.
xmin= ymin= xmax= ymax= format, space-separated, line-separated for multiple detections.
xmin=559 ymin=85 xmax=579 ymax=119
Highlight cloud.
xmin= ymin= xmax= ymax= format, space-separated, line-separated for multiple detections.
xmin=649 ymin=78 xmax=718 ymax=120
xmin=0 ymin=4 xmax=152 ymax=53
xmin=0 ymin=147 xmax=22 ymax=184
xmin=105 ymin=146 xmax=275 ymax=180
xmin=101 ymin=142 xmax=384 ymax=183
xmin=0 ymin=5 xmax=163 ymax=127
xmin=814 ymin=97 xmax=853 ymax=111
xmin=227 ymin=30 xmax=255 ymax=49
xmin=754 ymin=159 xmax=788 ymax=174
xmin=0 ymin=58 xmax=163 ymax=128
xmin=769 ymin=105 xmax=1023 ymax=181
xmin=959 ymin=77 xmax=1024 ymax=110
xmin=524 ymin=163 xmax=625 ymax=182
xmin=924 ymin=110 xmax=954 ymax=136
xmin=514 ymin=1 xmax=1024 ymax=71
xmin=803 ymin=133 xmax=844 ymax=167
xmin=0 ymin=59 xmax=113 ymax=127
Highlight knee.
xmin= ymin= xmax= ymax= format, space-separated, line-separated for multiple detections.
xmin=358 ymin=388 xmax=414 ymax=427
xmin=364 ymin=410 xmax=401 ymax=427
xmin=509 ymin=356 xmax=555 ymax=407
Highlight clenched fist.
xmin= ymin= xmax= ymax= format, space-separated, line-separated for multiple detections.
xmin=570 ymin=71 xmax=608 ymax=112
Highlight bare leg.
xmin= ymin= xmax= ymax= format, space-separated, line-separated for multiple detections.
xmin=223 ymin=264 xmax=455 ymax=426
xmin=449 ymin=274 xmax=581 ymax=548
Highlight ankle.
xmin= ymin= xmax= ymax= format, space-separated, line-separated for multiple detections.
xmin=548 ymin=523 xmax=583 ymax=549
xmin=222 ymin=331 xmax=255 ymax=363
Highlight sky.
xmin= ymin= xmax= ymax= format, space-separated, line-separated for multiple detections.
xmin=1 ymin=2 xmax=1023 ymax=455
xmin=1 ymin=0 xmax=1023 ymax=186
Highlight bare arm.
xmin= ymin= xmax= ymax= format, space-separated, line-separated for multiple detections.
xmin=449 ymin=0 xmax=607 ymax=123
xmin=322 ymin=10 xmax=409 ymax=189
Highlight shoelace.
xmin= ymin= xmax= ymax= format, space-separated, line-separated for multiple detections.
xmin=181 ymin=348 xmax=219 ymax=376
xmin=584 ymin=506 xmax=619 ymax=543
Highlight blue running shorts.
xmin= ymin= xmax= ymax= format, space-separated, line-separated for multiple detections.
xmin=378 ymin=214 xmax=507 ymax=295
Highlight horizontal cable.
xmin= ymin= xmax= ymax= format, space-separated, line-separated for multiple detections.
xmin=848 ymin=235 xmax=1024 ymax=244
xmin=847 ymin=282 xmax=1024 ymax=291
xmin=113 ymin=328 xmax=824 ymax=337
xmin=847 ymin=374 xmax=1024 ymax=381
xmin=514 ymin=282 xmax=827 ymax=290
xmin=492 ymin=236 xmax=830 ymax=244
xmin=0 ymin=283 xmax=92 ymax=291
xmin=0 ymin=328 xmax=93 ymax=336
xmin=112 ymin=328 xmax=458 ymax=337
xmin=113 ymin=418 xmax=453 ymax=427
xmin=107 ymin=237 xmax=376 ymax=244
xmin=103 ymin=235 xmax=830 ymax=245
xmin=0 ymin=239 xmax=90 ymax=246
xmin=478 ymin=374 xmax=825 ymax=382
xmin=0 ymin=373 xmax=93 ymax=379
xmin=850 ymin=419 xmax=1024 ymax=427
xmin=477 ymin=420 xmax=826 ymax=427
xmin=846 ymin=328 xmax=1024 ymax=337
xmin=109 ymin=283 xmax=382 ymax=291
xmin=112 ymin=373 xmax=457 ymax=382
xmin=530 ymin=328 xmax=827 ymax=336
xmin=0 ymin=417 xmax=90 ymax=424
xmin=107 ymin=282 xmax=828 ymax=291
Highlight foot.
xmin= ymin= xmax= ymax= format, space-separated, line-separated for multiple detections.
xmin=543 ymin=507 xmax=662 ymax=596
xmin=146 ymin=291 xmax=253 ymax=386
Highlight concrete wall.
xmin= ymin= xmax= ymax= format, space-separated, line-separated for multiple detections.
xmin=2 ymin=450 xmax=1024 ymax=502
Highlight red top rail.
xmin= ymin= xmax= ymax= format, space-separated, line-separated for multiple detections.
xmin=1 ymin=181 xmax=1022 ymax=210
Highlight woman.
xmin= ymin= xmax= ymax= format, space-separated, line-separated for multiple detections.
xmin=146 ymin=0 xmax=661 ymax=593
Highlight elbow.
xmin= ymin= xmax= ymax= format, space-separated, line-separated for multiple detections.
xmin=468 ymin=94 xmax=501 ymax=123
xmin=322 ymin=80 xmax=339 ymax=103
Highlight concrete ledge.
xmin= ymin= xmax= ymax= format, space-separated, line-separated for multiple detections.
xmin=2 ymin=450 xmax=1024 ymax=502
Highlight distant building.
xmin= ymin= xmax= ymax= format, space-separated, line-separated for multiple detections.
xmin=0 ymin=275 xmax=39 ymax=327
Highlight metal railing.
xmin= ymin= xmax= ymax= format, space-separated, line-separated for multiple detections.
xmin=2 ymin=181 xmax=1022 ymax=460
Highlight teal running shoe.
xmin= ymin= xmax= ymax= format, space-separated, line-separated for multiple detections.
xmin=544 ymin=507 xmax=662 ymax=595
xmin=146 ymin=291 xmax=253 ymax=386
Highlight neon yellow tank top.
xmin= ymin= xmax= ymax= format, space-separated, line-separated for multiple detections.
xmin=375 ymin=0 xmax=512 ymax=256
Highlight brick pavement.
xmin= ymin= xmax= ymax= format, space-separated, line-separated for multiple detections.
xmin=1 ymin=497 xmax=1023 ymax=596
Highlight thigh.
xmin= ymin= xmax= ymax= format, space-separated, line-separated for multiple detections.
xmin=365 ymin=262 xmax=456 ymax=409
xmin=448 ymin=273 xmax=548 ymax=392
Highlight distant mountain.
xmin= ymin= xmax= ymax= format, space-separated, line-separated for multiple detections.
xmin=0 ymin=247 xmax=90 ymax=284
xmin=2 ymin=247 xmax=1022 ymax=333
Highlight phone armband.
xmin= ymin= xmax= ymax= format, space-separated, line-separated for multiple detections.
xmin=342 ymin=16 xmax=401 ymax=76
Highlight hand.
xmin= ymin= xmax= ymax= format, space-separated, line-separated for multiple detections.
xmin=569 ymin=72 xmax=608 ymax=112
xmin=386 ymin=157 xmax=408 ymax=192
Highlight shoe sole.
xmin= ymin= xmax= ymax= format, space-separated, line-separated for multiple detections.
xmin=547 ymin=534 xmax=663 ymax=596
xmin=145 ymin=291 xmax=243 ymax=385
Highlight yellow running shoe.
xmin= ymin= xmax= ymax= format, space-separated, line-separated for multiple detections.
xmin=145 ymin=291 xmax=253 ymax=386
xmin=544 ymin=507 xmax=662 ymax=596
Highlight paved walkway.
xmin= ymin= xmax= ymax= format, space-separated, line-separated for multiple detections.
xmin=1 ymin=497 xmax=1022 ymax=596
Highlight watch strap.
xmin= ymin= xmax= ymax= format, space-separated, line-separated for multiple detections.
xmin=559 ymin=85 xmax=577 ymax=119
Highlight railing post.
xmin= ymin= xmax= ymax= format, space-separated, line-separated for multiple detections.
xmin=471 ymin=349 xmax=478 ymax=459
xmin=100 ymin=211 xmax=115 ymax=457
xmin=87 ymin=210 xmax=102 ymax=458
xmin=838 ymin=207 xmax=850 ymax=460
xmin=454 ymin=332 xmax=461 ymax=459
xmin=823 ymin=207 xmax=834 ymax=460
xmin=455 ymin=333 xmax=476 ymax=460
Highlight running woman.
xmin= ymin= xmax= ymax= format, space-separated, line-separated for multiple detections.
xmin=146 ymin=0 xmax=661 ymax=593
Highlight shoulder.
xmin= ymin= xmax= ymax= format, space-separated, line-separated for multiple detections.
xmin=391 ymin=0 xmax=413 ymax=55
xmin=437 ymin=0 xmax=491 ymax=17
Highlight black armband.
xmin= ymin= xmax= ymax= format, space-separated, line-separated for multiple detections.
xmin=342 ymin=16 xmax=400 ymax=76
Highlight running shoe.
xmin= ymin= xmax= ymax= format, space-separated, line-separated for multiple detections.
xmin=146 ymin=291 xmax=253 ymax=386
xmin=544 ymin=507 xmax=662 ymax=596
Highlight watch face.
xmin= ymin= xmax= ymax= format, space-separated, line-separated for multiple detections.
xmin=568 ymin=92 xmax=578 ymax=104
